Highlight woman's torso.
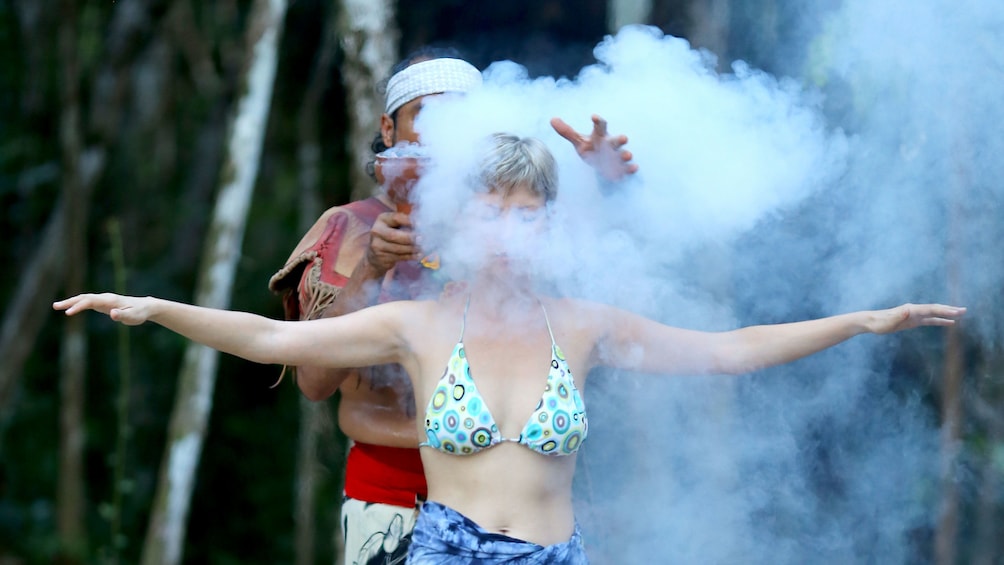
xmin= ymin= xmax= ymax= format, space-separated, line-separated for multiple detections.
xmin=397 ymin=293 xmax=599 ymax=546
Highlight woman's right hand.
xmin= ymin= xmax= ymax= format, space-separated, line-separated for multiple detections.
xmin=54 ymin=293 xmax=155 ymax=326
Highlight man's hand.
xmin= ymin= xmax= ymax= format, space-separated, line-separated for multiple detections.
xmin=551 ymin=114 xmax=639 ymax=182
xmin=367 ymin=212 xmax=421 ymax=275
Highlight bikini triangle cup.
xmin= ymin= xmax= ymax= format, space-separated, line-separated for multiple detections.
xmin=420 ymin=297 xmax=588 ymax=456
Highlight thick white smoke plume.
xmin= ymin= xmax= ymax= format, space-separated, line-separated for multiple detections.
xmin=400 ymin=1 xmax=1001 ymax=561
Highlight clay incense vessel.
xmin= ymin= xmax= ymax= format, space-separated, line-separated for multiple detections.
xmin=374 ymin=149 xmax=429 ymax=214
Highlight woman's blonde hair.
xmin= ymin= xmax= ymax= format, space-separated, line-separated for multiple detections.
xmin=473 ymin=133 xmax=558 ymax=202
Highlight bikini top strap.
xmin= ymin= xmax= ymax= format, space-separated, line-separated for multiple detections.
xmin=459 ymin=294 xmax=471 ymax=342
xmin=539 ymin=299 xmax=557 ymax=345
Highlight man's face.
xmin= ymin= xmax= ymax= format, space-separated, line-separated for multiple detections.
xmin=381 ymin=94 xmax=433 ymax=148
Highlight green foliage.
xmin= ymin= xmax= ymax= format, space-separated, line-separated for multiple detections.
xmin=0 ymin=0 xmax=333 ymax=562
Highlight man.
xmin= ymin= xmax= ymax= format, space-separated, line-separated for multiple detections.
xmin=269 ymin=47 xmax=636 ymax=565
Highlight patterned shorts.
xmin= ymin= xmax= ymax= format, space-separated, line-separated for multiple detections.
xmin=406 ymin=501 xmax=589 ymax=564
xmin=341 ymin=495 xmax=421 ymax=565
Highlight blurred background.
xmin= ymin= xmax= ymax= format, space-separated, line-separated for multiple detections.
xmin=0 ymin=0 xmax=1001 ymax=564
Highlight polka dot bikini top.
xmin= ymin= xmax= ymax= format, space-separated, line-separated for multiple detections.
xmin=419 ymin=297 xmax=589 ymax=457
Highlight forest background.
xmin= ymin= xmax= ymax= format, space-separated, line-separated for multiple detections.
xmin=0 ymin=0 xmax=1001 ymax=564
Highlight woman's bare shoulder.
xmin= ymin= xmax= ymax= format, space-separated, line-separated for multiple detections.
xmin=539 ymin=296 xmax=619 ymax=335
xmin=543 ymin=296 xmax=615 ymax=317
xmin=388 ymin=296 xmax=465 ymax=356
xmin=380 ymin=295 xmax=463 ymax=326
xmin=371 ymin=298 xmax=438 ymax=317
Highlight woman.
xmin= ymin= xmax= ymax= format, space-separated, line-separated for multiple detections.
xmin=54 ymin=134 xmax=964 ymax=564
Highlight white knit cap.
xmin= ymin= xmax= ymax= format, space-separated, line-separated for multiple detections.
xmin=384 ymin=58 xmax=483 ymax=116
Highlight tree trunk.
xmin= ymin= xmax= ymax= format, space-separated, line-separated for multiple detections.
xmin=0 ymin=0 xmax=155 ymax=455
xmin=337 ymin=0 xmax=398 ymax=201
xmin=607 ymin=0 xmax=653 ymax=32
xmin=295 ymin=399 xmax=326 ymax=565
xmin=971 ymin=353 xmax=1003 ymax=565
xmin=687 ymin=0 xmax=730 ymax=64
xmin=935 ymin=326 xmax=963 ymax=565
xmin=139 ymin=2 xmax=287 ymax=564
xmin=0 ymin=199 xmax=65 ymax=453
xmin=293 ymin=9 xmax=338 ymax=564
xmin=0 ymin=0 xmax=63 ymax=454
xmin=935 ymin=133 xmax=969 ymax=565
xmin=56 ymin=0 xmax=89 ymax=558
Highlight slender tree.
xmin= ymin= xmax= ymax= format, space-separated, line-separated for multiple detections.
xmin=0 ymin=0 xmax=154 ymax=452
xmin=608 ymin=0 xmax=653 ymax=32
xmin=139 ymin=1 xmax=288 ymax=563
xmin=687 ymin=0 xmax=730 ymax=64
xmin=935 ymin=120 xmax=971 ymax=565
xmin=971 ymin=352 xmax=1003 ymax=565
xmin=936 ymin=326 xmax=964 ymax=565
xmin=293 ymin=6 xmax=340 ymax=564
xmin=56 ymin=0 xmax=89 ymax=558
xmin=0 ymin=199 xmax=68 ymax=453
xmin=337 ymin=0 xmax=398 ymax=201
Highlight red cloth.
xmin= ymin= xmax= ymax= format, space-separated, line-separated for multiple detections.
xmin=344 ymin=442 xmax=428 ymax=508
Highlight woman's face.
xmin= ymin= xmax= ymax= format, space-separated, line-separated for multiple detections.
xmin=459 ymin=183 xmax=548 ymax=272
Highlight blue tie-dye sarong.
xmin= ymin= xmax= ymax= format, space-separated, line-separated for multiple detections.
xmin=407 ymin=501 xmax=588 ymax=564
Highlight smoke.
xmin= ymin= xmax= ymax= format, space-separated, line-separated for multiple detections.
xmin=403 ymin=2 xmax=1002 ymax=562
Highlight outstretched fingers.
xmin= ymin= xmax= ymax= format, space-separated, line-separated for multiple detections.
xmin=896 ymin=303 xmax=966 ymax=331
xmin=53 ymin=294 xmax=94 ymax=316
xmin=923 ymin=317 xmax=959 ymax=326
xmin=618 ymin=150 xmax=639 ymax=174
xmin=918 ymin=304 xmax=966 ymax=326
xmin=549 ymin=117 xmax=585 ymax=151
xmin=551 ymin=114 xmax=639 ymax=181
xmin=589 ymin=114 xmax=609 ymax=142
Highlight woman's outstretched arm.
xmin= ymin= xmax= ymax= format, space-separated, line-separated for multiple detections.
xmin=591 ymin=302 xmax=966 ymax=376
xmin=53 ymin=293 xmax=410 ymax=369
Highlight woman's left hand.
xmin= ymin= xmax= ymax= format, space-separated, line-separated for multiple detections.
xmin=551 ymin=114 xmax=639 ymax=182
xmin=870 ymin=303 xmax=967 ymax=334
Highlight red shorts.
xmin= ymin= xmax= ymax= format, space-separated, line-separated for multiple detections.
xmin=343 ymin=442 xmax=427 ymax=508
